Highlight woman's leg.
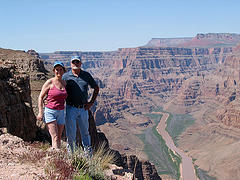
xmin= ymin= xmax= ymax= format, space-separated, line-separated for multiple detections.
xmin=57 ymin=124 xmax=64 ymax=148
xmin=46 ymin=121 xmax=58 ymax=148
xmin=56 ymin=109 xmax=65 ymax=149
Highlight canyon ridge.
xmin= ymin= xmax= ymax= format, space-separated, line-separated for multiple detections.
xmin=0 ymin=48 xmax=161 ymax=180
xmin=1 ymin=33 xmax=240 ymax=180
xmin=40 ymin=33 xmax=240 ymax=180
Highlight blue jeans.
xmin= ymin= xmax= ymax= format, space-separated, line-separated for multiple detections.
xmin=65 ymin=105 xmax=91 ymax=153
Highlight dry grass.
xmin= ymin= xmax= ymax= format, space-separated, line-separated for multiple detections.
xmin=44 ymin=151 xmax=75 ymax=180
xmin=16 ymin=141 xmax=117 ymax=179
xmin=71 ymin=142 xmax=116 ymax=180
xmin=91 ymin=142 xmax=116 ymax=169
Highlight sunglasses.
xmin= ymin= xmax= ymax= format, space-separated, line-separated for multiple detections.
xmin=72 ymin=60 xmax=81 ymax=64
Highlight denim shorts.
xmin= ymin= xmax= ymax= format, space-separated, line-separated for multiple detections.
xmin=44 ymin=107 xmax=65 ymax=125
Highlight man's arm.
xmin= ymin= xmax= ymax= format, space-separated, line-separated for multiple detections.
xmin=90 ymin=85 xmax=99 ymax=103
xmin=85 ymin=85 xmax=99 ymax=110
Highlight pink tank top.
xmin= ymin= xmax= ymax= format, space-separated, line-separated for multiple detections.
xmin=45 ymin=85 xmax=68 ymax=110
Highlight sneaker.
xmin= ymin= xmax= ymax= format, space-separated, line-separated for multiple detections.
xmin=84 ymin=146 xmax=93 ymax=158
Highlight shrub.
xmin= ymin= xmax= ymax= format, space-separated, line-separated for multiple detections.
xmin=73 ymin=174 xmax=92 ymax=180
xmin=71 ymin=142 xmax=115 ymax=180
xmin=44 ymin=142 xmax=115 ymax=180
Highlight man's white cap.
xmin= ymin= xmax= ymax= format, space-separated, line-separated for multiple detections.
xmin=71 ymin=56 xmax=81 ymax=62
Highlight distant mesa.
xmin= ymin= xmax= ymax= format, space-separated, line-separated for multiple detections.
xmin=144 ymin=33 xmax=240 ymax=48
xmin=144 ymin=37 xmax=192 ymax=47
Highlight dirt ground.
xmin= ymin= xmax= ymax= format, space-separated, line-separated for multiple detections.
xmin=0 ymin=132 xmax=135 ymax=180
xmin=0 ymin=133 xmax=46 ymax=180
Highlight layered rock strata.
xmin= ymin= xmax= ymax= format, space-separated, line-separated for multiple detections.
xmin=0 ymin=48 xmax=47 ymax=141
xmin=0 ymin=48 xmax=46 ymax=80
xmin=40 ymin=46 xmax=234 ymax=124
xmin=145 ymin=33 xmax=240 ymax=48
xmin=39 ymin=34 xmax=240 ymax=179
xmin=0 ymin=65 xmax=37 ymax=141
xmin=0 ymin=47 xmax=161 ymax=179
xmin=121 ymin=155 xmax=161 ymax=180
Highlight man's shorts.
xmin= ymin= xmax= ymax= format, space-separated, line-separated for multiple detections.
xmin=44 ymin=107 xmax=65 ymax=125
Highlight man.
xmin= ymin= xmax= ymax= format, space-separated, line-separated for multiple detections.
xmin=62 ymin=55 xmax=99 ymax=155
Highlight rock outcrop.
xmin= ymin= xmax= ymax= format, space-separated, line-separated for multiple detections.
xmin=0 ymin=48 xmax=46 ymax=80
xmin=0 ymin=65 xmax=37 ymax=141
xmin=0 ymin=48 xmax=48 ymax=141
xmin=121 ymin=155 xmax=161 ymax=180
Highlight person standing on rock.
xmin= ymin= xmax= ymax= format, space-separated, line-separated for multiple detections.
xmin=62 ymin=56 xmax=99 ymax=155
xmin=37 ymin=61 xmax=67 ymax=149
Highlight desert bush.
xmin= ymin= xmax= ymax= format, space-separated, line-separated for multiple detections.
xmin=44 ymin=142 xmax=115 ymax=180
xmin=73 ymin=174 xmax=92 ymax=180
xmin=44 ymin=150 xmax=75 ymax=180
xmin=71 ymin=142 xmax=115 ymax=180
xmin=17 ymin=141 xmax=115 ymax=179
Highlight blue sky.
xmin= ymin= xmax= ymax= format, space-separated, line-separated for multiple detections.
xmin=0 ymin=0 xmax=239 ymax=53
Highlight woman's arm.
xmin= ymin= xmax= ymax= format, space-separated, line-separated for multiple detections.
xmin=37 ymin=79 xmax=52 ymax=121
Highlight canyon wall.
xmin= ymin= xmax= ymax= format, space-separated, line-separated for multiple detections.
xmin=0 ymin=49 xmax=44 ymax=141
xmin=40 ymin=45 xmax=234 ymax=124
xmin=0 ymin=48 xmax=161 ymax=180
xmin=40 ymin=33 xmax=240 ymax=179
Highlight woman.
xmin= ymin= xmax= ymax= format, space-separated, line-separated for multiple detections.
xmin=37 ymin=61 xmax=67 ymax=149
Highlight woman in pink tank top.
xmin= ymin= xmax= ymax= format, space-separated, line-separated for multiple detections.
xmin=37 ymin=61 xmax=67 ymax=149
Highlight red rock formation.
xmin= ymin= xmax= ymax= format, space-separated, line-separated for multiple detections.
xmin=38 ymin=36 xmax=240 ymax=180
xmin=27 ymin=49 xmax=40 ymax=59
xmin=144 ymin=37 xmax=192 ymax=47
xmin=40 ymin=44 xmax=234 ymax=124
xmin=144 ymin=33 xmax=240 ymax=48
xmin=121 ymin=155 xmax=161 ymax=180
xmin=181 ymin=33 xmax=240 ymax=48
xmin=217 ymin=107 xmax=240 ymax=128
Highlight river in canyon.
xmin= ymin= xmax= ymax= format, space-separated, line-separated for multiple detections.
xmin=153 ymin=112 xmax=198 ymax=180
